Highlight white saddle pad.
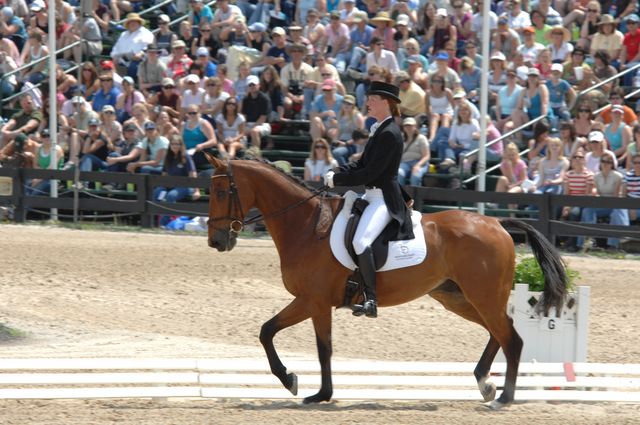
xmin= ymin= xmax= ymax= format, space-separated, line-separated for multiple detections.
xmin=329 ymin=191 xmax=427 ymax=272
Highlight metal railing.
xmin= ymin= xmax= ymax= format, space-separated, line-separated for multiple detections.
xmin=576 ymin=61 xmax=640 ymax=100
xmin=0 ymin=41 xmax=82 ymax=94
xmin=461 ymin=115 xmax=546 ymax=185
xmin=113 ymin=0 xmax=176 ymax=25
xmin=461 ymin=61 xmax=640 ymax=187
xmin=0 ymin=0 xmax=217 ymax=106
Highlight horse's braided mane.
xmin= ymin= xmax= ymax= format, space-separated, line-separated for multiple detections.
xmin=242 ymin=158 xmax=317 ymax=192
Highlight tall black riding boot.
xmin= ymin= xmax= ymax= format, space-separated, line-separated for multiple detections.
xmin=352 ymin=247 xmax=378 ymax=318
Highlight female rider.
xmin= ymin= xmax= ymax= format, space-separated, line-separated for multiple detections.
xmin=324 ymin=81 xmax=414 ymax=318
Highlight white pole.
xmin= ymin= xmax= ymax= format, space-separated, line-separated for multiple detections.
xmin=48 ymin=0 xmax=58 ymax=221
xmin=477 ymin=0 xmax=491 ymax=215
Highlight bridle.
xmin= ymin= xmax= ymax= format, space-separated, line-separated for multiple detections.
xmin=207 ymin=160 xmax=328 ymax=234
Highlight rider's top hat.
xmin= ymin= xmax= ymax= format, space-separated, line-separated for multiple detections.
xmin=366 ymin=81 xmax=401 ymax=103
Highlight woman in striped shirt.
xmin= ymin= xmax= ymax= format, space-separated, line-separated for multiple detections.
xmin=562 ymin=147 xmax=594 ymax=222
xmin=622 ymin=152 xmax=640 ymax=222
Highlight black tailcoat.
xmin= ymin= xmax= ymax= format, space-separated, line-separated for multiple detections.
xmin=332 ymin=118 xmax=414 ymax=240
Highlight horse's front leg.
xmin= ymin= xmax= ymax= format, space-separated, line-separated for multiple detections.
xmin=304 ymin=310 xmax=333 ymax=404
xmin=259 ymin=297 xmax=311 ymax=396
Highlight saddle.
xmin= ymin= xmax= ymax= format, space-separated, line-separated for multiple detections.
xmin=330 ymin=191 xmax=428 ymax=309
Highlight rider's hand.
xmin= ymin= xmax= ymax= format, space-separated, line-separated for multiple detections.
xmin=323 ymin=171 xmax=335 ymax=188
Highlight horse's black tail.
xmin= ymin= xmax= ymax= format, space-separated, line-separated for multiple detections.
xmin=500 ymin=219 xmax=568 ymax=315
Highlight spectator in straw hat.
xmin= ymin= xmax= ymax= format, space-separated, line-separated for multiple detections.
xmin=111 ymin=13 xmax=154 ymax=80
xmin=288 ymin=23 xmax=310 ymax=49
xmin=167 ymin=40 xmax=193 ymax=80
xmin=370 ymin=11 xmax=396 ymax=51
xmin=281 ymin=43 xmax=314 ymax=119
xmin=545 ymin=25 xmax=573 ymax=62
xmin=590 ymin=14 xmax=623 ymax=64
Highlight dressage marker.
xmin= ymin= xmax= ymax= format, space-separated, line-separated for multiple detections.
xmin=0 ymin=359 xmax=638 ymax=403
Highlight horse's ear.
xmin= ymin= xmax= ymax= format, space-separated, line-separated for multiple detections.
xmin=204 ymin=152 xmax=224 ymax=169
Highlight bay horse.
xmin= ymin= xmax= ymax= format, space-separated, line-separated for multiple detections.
xmin=204 ymin=155 xmax=568 ymax=409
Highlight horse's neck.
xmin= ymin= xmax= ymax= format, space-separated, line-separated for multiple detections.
xmin=252 ymin=179 xmax=323 ymax=252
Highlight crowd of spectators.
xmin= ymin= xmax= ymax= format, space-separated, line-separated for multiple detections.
xmin=0 ymin=0 xmax=639 ymax=242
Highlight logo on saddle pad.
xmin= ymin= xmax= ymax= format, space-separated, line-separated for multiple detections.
xmin=330 ymin=191 xmax=427 ymax=272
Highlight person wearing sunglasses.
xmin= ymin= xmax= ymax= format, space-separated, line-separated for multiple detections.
xmin=215 ymin=97 xmax=246 ymax=159
xmin=579 ymin=1 xmax=601 ymax=43
xmin=304 ymin=138 xmax=338 ymax=182
xmin=561 ymin=147 xmax=593 ymax=251
xmin=153 ymin=14 xmax=177 ymax=56
xmin=137 ymin=44 xmax=167 ymax=97
xmin=92 ymin=72 xmax=122 ymax=115
xmin=578 ymin=151 xmax=629 ymax=251
xmin=365 ymin=36 xmax=399 ymax=76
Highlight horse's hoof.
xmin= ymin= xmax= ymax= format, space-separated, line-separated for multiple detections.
xmin=484 ymin=399 xmax=510 ymax=410
xmin=286 ymin=372 xmax=298 ymax=396
xmin=480 ymin=381 xmax=497 ymax=402
xmin=303 ymin=390 xmax=332 ymax=404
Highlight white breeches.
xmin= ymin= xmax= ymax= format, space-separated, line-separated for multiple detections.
xmin=353 ymin=188 xmax=392 ymax=255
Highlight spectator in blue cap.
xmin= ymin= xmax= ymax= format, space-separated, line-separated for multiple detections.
xmin=428 ymin=50 xmax=461 ymax=91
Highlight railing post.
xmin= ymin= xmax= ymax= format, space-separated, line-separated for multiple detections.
xmin=12 ymin=168 xmax=25 ymax=222
xmin=140 ymin=174 xmax=152 ymax=228
xmin=538 ymin=193 xmax=553 ymax=243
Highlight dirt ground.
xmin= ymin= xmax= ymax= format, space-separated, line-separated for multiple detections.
xmin=0 ymin=224 xmax=639 ymax=424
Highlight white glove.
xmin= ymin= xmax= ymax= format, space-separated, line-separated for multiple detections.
xmin=323 ymin=171 xmax=335 ymax=188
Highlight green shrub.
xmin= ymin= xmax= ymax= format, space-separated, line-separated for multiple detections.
xmin=513 ymin=257 xmax=578 ymax=292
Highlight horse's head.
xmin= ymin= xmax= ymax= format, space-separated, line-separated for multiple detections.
xmin=205 ymin=153 xmax=255 ymax=252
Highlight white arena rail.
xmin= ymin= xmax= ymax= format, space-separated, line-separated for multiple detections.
xmin=0 ymin=359 xmax=638 ymax=402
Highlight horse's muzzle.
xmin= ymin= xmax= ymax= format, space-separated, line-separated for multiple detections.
xmin=208 ymin=229 xmax=237 ymax=252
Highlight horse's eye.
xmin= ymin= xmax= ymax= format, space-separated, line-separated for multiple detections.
xmin=216 ymin=190 xmax=227 ymax=200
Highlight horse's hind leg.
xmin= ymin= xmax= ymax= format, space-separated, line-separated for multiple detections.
xmin=303 ymin=310 xmax=333 ymax=404
xmin=474 ymin=336 xmax=501 ymax=402
xmin=485 ymin=314 xmax=522 ymax=409
xmin=430 ymin=283 xmax=501 ymax=402
xmin=259 ymin=297 xmax=311 ymax=396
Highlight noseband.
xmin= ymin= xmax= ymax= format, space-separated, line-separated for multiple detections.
xmin=207 ymin=160 xmax=328 ymax=234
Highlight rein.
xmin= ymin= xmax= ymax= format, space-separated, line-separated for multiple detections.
xmin=209 ymin=160 xmax=329 ymax=233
